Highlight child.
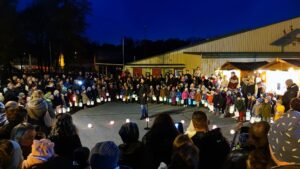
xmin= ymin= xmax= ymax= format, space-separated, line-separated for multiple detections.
xmin=181 ymin=88 xmax=189 ymax=107
xmin=195 ymin=89 xmax=202 ymax=107
xmin=274 ymin=99 xmax=285 ymax=121
xmin=259 ymin=97 xmax=272 ymax=122
xmin=170 ymin=87 xmax=177 ymax=106
xmin=235 ymin=93 xmax=246 ymax=122
xmin=189 ymin=88 xmax=196 ymax=106
xmin=176 ymin=87 xmax=182 ymax=106
xmin=207 ymin=91 xmax=214 ymax=112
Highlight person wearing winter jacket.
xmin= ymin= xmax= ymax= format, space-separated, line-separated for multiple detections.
xmin=181 ymin=88 xmax=189 ymax=107
xmin=235 ymin=93 xmax=246 ymax=122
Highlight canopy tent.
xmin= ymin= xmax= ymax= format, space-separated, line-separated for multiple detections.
xmin=219 ymin=61 xmax=268 ymax=82
xmin=258 ymin=59 xmax=300 ymax=95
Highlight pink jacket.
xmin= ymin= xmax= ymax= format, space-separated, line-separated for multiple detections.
xmin=182 ymin=91 xmax=189 ymax=100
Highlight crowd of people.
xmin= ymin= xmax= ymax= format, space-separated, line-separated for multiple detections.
xmin=0 ymin=69 xmax=299 ymax=169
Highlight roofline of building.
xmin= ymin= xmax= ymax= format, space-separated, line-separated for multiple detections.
xmin=184 ymin=52 xmax=300 ymax=58
xmin=127 ymin=16 xmax=300 ymax=64
xmin=125 ymin=64 xmax=185 ymax=68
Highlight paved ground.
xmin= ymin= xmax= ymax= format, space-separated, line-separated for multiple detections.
xmin=72 ymin=102 xmax=238 ymax=149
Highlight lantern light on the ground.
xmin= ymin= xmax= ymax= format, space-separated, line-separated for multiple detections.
xmin=120 ymin=95 xmax=123 ymax=99
xmin=180 ymin=120 xmax=185 ymax=124
xmin=75 ymin=102 xmax=78 ymax=107
xmin=123 ymin=98 xmax=126 ymax=102
xmin=230 ymin=129 xmax=235 ymax=135
xmin=88 ymin=123 xmax=93 ymax=128
xmin=116 ymin=95 xmax=120 ymax=99
xmin=79 ymin=102 xmax=83 ymax=107
xmin=87 ymin=101 xmax=91 ymax=106
xmin=159 ymin=97 xmax=163 ymax=102
xmin=270 ymin=117 xmax=274 ymax=124
xmin=126 ymin=119 xmax=130 ymax=123
xmin=91 ymin=101 xmax=94 ymax=106
xmin=97 ymin=98 xmax=101 ymax=103
xmin=109 ymin=120 xmax=115 ymax=125
xmin=67 ymin=107 xmax=70 ymax=112
xmin=212 ymin=125 xmax=218 ymax=129
xmin=145 ymin=117 xmax=150 ymax=130
xmin=106 ymin=93 xmax=109 ymax=96
xmin=62 ymin=108 xmax=66 ymax=113
xmin=152 ymin=96 xmax=157 ymax=101
xmin=69 ymin=102 xmax=73 ymax=107
xmin=163 ymin=97 xmax=167 ymax=102
xmin=108 ymin=98 xmax=111 ymax=102
xmin=104 ymin=99 xmax=107 ymax=102
xmin=100 ymin=97 xmax=104 ymax=101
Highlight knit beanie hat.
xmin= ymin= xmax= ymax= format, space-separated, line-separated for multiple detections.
xmin=90 ymin=141 xmax=120 ymax=169
xmin=119 ymin=122 xmax=139 ymax=144
xmin=268 ymin=110 xmax=300 ymax=164
xmin=30 ymin=139 xmax=55 ymax=161
xmin=26 ymin=98 xmax=48 ymax=120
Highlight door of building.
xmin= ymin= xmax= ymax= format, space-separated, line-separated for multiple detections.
xmin=152 ymin=68 xmax=161 ymax=76
xmin=133 ymin=67 xmax=142 ymax=76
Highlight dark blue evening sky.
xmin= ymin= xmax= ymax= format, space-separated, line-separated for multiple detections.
xmin=18 ymin=0 xmax=300 ymax=44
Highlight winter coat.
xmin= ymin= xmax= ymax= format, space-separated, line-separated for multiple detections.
xmin=195 ymin=93 xmax=202 ymax=102
xmin=189 ymin=90 xmax=196 ymax=99
xmin=138 ymin=84 xmax=148 ymax=105
xmin=181 ymin=91 xmax=189 ymax=100
xmin=228 ymin=75 xmax=239 ymax=90
xmin=119 ymin=141 xmax=144 ymax=169
xmin=235 ymin=99 xmax=246 ymax=112
xmin=282 ymin=83 xmax=299 ymax=111
xmin=260 ymin=102 xmax=272 ymax=119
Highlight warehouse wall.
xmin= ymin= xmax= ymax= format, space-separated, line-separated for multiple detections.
xmin=185 ymin=17 xmax=300 ymax=53
xmin=125 ymin=50 xmax=202 ymax=76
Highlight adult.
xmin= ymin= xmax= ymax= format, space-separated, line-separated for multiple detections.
xmin=282 ymin=79 xmax=299 ymax=111
xmin=167 ymin=144 xmax=199 ymax=169
xmin=0 ymin=140 xmax=23 ymax=169
xmin=190 ymin=111 xmax=230 ymax=169
xmin=4 ymin=82 xmax=18 ymax=104
xmin=142 ymin=113 xmax=179 ymax=169
xmin=0 ymin=102 xmax=27 ymax=140
xmin=228 ymin=72 xmax=239 ymax=91
xmin=138 ymin=78 xmax=149 ymax=120
xmin=268 ymin=100 xmax=300 ymax=168
xmin=22 ymin=139 xmax=55 ymax=169
xmin=90 ymin=141 xmax=123 ymax=169
xmin=10 ymin=122 xmax=37 ymax=159
xmin=223 ymin=127 xmax=251 ymax=169
xmin=48 ymin=113 xmax=82 ymax=162
xmin=26 ymin=96 xmax=54 ymax=135
xmin=0 ymin=102 xmax=7 ymax=127
xmin=118 ymin=122 xmax=144 ymax=169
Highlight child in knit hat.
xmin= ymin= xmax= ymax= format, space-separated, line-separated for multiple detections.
xmin=22 ymin=139 xmax=55 ymax=169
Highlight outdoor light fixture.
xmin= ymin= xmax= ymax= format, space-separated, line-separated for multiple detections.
xmin=109 ymin=120 xmax=115 ymax=125
xmin=88 ymin=123 xmax=93 ymax=128
xmin=212 ymin=125 xmax=218 ymax=129
xmin=91 ymin=101 xmax=94 ymax=106
xmin=145 ymin=117 xmax=150 ymax=130
xmin=126 ymin=118 xmax=130 ymax=123
xmin=180 ymin=120 xmax=185 ymax=124
xmin=67 ymin=107 xmax=71 ymax=112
